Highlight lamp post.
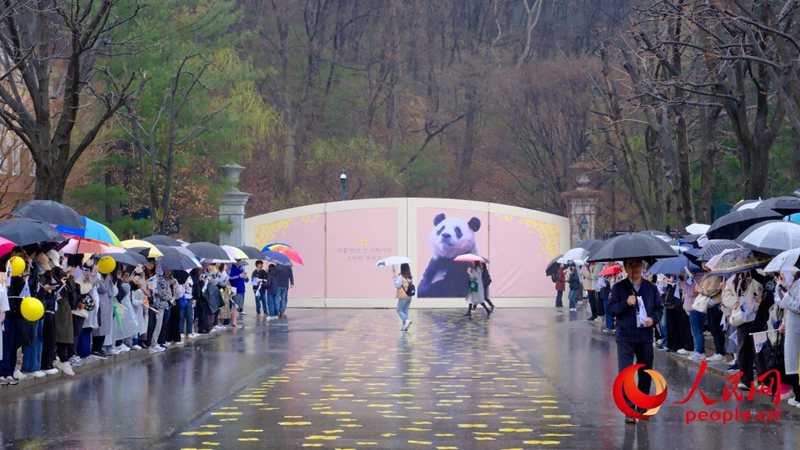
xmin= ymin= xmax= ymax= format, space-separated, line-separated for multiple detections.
xmin=339 ymin=171 xmax=347 ymax=201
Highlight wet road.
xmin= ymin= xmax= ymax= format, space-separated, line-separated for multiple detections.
xmin=1 ymin=307 xmax=799 ymax=449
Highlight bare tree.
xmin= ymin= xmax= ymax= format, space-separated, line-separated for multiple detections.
xmin=0 ymin=0 xmax=142 ymax=201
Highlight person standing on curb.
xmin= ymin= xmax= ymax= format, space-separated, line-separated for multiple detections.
xmin=274 ymin=264 xmax=294 ymax=319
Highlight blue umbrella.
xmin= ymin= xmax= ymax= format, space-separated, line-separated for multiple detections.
xmin=647 ymin=254 xmax=700 ymax=275
xmin=261 ymin=250 xmax=292 ymax=266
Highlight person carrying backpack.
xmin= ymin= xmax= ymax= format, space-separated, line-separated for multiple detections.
xmin=394 ymin=263 xmax=415 ymax=331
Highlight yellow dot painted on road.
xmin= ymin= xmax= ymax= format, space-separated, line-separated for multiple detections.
xmin=381 ymin=433 xmax=397 ymax=437
xmin=219 ymin=418 xmax=238 ymax=422
xmin=305 ymin=435 xmax=340 ymax=440
xmin=238 ymin=438 xmax=259 ymax=442
xmin=457 ymin=424 xmax=488 ymax=429
xmin=400 ymin=427 xmax=431 ymax=432
xmin=200 ymin=443 xmax=219 ymax=446
xmin=435 ymin=433 xmax=455 ymax=437
xmin=547 ymin=424 xmax=578 ymax=427
xmin=200 ymin=425 xmax=221 ymax=428
xmin=356 ymin=442 xmax=379 ymax=446
xmin=322 ymin=429 xmax=343 ymax=434
xmin=475 ymin=437 xmax=496 ymax=441
xmin=498 ymin=428 xmax=533 ymax=433
xmin=220 ymin=407 xmax=238 ymax=410
xmin=523 ymin=441 xmax=560 ymax=445
xmin=408 ymin=440 xmax=432 ymax=445
xmin=181 ymin=431 xmax=217 ymax=436
xmin=301 ymin=445 xmax=322 ymax=448
xmin=543 ymin=415 xmax=571 ymax=419
xmin=541 ymin=434 xmax=574 ymax=437
xmin=284 ymin=416 xmax=304 ymax=418
xmin=211 ymin=412 xmax=242 ymax=416
xmin=436 ymin=447 xmax=458 ymax=450
xmin=278 ymin=422 xmax=312 ymax=426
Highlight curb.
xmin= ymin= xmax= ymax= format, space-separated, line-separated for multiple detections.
xmin=0 ymin=328 xmax=234 ymax=399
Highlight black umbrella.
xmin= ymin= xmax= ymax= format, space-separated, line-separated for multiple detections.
xmin=0 ymin=218 xmax=64 ymax=246
xmin=756 ymin=196 xmax=800 ymax=216
xmin=186 ymin=241 xmax=231 ymax=261
xmin=706 ymin=208 xmax=781 ymax=240
xmin=576 ymin=239 xmax=603 ymax=253
xmin=586 ymin=233 xmax=677 ymax=263
xmin=143 ymin=235 xmax=183 ymax=247
xmin=637 ymin=230 xmax=672 ymax=242
xmin=545 ymin=256 xmax=560 ymax=276
xmin=154 ymin=245 xmax=201 ymax=271
xmin=11 ymin=200 xmax=84 ymax=229
xmin=237 ymin=245 xmax=264 ymax=259
xmin=109 ymin=250 xmax=148 ymax=267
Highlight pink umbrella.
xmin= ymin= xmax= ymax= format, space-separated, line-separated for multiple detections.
xmin=57 ymin=237 xmax=125 ymax=255
xmin=454 ymin=253 xmax=489 ymax=263
xmin=0 ymin=237 xmax=16 ymax=257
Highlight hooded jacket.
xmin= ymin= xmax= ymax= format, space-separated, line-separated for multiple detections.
xmin=608 ymin=277 xmax=664 ymax=343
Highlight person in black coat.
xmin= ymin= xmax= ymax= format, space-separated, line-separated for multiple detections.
xmin=608 ymin=258 xmax=664 ymax=424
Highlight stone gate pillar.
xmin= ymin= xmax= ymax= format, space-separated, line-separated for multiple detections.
xmin=561 ymin=162 xmax=602 ymax=248
xmin=218 ymin=163 xmax=250 ymax=247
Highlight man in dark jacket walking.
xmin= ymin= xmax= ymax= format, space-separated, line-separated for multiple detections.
xmin=274 ymin=265 xmax=294 ymax=318
xmin=608 ymin=258 xmax=664 ymax=424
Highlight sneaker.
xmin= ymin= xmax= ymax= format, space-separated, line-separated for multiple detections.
xmin=61 ymin=362 xmax=75 ymax=376
xmin=120 ymin=344 xmax=131 ymax=352
xmin=189 ymin=333 xmax=199 ymax=339
xmin=587 ymin=316 xmax=597 ymax=321
xmin=727 ymin=362 xmax=740 ymax=372
xmin=109 ymin=347 xmax=124 ymax=356
xmin=70 ymin=357 xmax=85 ymax=367
xmin=174 ymin=341 xmax=184 ymax=347
xmin=0 ymin=376 xmax=8 ymax=386
xmin=787 ymin=397 xmax=800 ymax=407
xmin=569 ymin=308 xmax=577 ymax=312
xmin=13 ymin=370 xmax=27 ymax=380
xmin=6 ymin=376 xmax=18 ymax=385
xmin=676 ymin=349 xmax=690 ymax=355
xmin=132 ymin=345 xmax=142 ymax=350
xmin=688 ymin=352 xmax=705 ymax=362
xmin=625 ymin=416 xmax=637 ymax=424
xmin=737 ymin=382 xmax=751 ymax=391
xmin=68 ymin=355 xmax=81 ymax=364
xmin=403 ymin=319 xmax=412 ymax=331
xmin=27 ymin=371 xmax=45 ymax=378
xmin=43 ymin=368 xmax=59 ymax=376
xmin=705 ymin=354 xmax=724 ymax=362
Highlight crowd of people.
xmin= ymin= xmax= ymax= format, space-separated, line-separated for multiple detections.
xmin=0 ymin=247 xmax=294 ymax=385
xmin=552 ymin=254 xmax=800 ymax=421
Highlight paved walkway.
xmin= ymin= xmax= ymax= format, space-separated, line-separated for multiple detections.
xmin=1 ymin=306 xmax=798 ymax=449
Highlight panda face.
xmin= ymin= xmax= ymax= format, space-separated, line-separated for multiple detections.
xmin=428 ymin=213 xmax=481 ymax=259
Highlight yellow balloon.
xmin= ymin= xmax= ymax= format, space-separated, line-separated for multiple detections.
xmin=97 ymin=256 xmax=116 ymax=275
xmin=20 ymin=297 xmax=44 ymax=321
xmin=6 ymin=256 xmax=24 ymax=276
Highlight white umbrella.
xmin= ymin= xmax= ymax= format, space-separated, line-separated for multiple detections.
xmin=562 ymin=247 xmax=589 ymax=261
xmin=453 ymin=253 xmax=489 ymax=263
xmin=737 ymin=220 xmax=800 ymax=256
xmin=764 ymin=248 xmax=800 ymax=273
xmin=376 ymin=256 xmax=411 ymax=267
xmin=685 ymin=223 xmax=710 ymax=235
xmin=705 ymin=248 xmax=740 ymax=270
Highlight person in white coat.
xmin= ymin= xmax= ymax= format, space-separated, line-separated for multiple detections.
xmin=776 ymin=269 xmax=800 ymax=407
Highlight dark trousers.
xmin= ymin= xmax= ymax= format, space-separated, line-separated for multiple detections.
xmin=71 ymin=316 xmax=85 ymax=357
xmin=706 ymin=305 xmax=727 ymax=355
xmin=41 ymin=313 xmax=56 ymax=370
xmin=588 ymin=290 xmax=598 ymax=318
xmin=785 ymin=374 xmax=800 ymax=398
xmin=665 ymin=307 xmax=693 ymax=352
xmin=77 ymin=329 xmax=92 ymax=358
xmin=737 ymin=322 xmax=756 ymax=385
xmin=617 ymin=340 xmax=655 ymax=408
xmin=92 ymin=336 xmax=105 ymax=353
xmin=158 ymin=308 xmax=171 ymax=345
xmin=0 ymin=314 xmax=20 ymax=377
xmin=146 ymin=309 xmax=158 ymax=346
xmin=555 ymin=290 xmax=563 ymax=308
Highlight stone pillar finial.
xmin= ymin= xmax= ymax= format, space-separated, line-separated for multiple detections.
xmin=218 ymin=163 xmax=250 ymax=247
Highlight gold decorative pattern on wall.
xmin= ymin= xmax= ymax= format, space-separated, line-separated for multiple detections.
xmin=519 ymin=218 xmax=561 ymax=258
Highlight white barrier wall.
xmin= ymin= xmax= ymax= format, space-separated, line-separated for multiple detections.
xmin=243 ymin=198 xmax=570 ymax=308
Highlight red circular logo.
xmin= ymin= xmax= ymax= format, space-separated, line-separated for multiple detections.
xmin=612 ymin=364 xmax=668 ymax=419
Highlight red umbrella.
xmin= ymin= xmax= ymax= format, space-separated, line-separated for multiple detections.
xmin=0 ymin=237 xmax=16 ymax=257
xmin=599 ymin=265 xmax=623 ymax=276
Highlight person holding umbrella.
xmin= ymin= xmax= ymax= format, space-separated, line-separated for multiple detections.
xmin=607 ymin=258 xmax=664 ymax=424
xmin=554 ymin=263 xmax=566 ymax=309
xmin=393 ymin=263 xmax=414 ymax=331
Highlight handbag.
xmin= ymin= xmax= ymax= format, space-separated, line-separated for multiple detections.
xmin=468 ymin=279 xmax=479 ymax=292
xmin=692 ymin=294 xmax=710 ymax=313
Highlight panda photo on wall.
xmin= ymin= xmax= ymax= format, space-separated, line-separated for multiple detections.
xmin=418 ymin=213 xmax=481 ymax=298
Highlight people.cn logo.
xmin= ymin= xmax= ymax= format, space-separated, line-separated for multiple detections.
xmin=612 ymin=364 xmax=668 ymax=419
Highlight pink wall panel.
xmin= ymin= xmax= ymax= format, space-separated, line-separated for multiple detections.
xmin=326 ymin=208 xmax=398 ymax=298
xmin=255 ymin=214 xmax=325 ymax=298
